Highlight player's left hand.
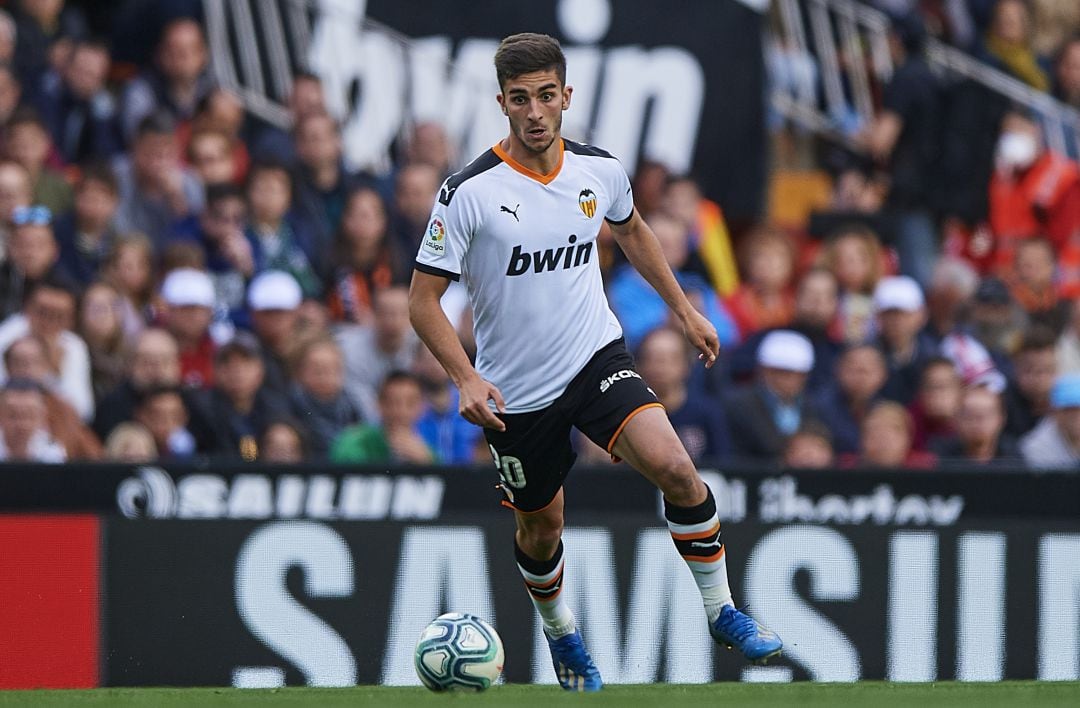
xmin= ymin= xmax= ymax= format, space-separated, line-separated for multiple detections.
xmin=681 ymin=309 xmax=720 ymax=369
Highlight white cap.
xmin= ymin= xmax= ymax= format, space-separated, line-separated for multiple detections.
xmin=247 ymin=270 xmax=302 ymax=311
xmin=160 ymin=268 xmax=215 ymax=308
xmin=757 ymin=330 xmax=815 ymax=373
xmin=873 ymin=275 xmax=925 ymax=313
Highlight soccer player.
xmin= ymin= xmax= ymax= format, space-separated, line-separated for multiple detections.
xmin=409 ymin=33 xmax=782 ymax=691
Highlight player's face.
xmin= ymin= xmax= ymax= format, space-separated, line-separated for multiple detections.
xmin=497 ymin=69 xmax=571 ymax=155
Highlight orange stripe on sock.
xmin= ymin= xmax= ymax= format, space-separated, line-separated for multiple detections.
xmin=681 ymin=546 xmax=726 ymax=564
xmin=670 ymin=522 xmax=721 ymax=541
xmin=606 ymin=402 xmax=665 ymax=453
xmin=524 ymin=571 xmax=564 ymax=591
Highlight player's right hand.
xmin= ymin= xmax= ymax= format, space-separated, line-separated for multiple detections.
xmin=458 ymin=375 xmax=507 ymax=431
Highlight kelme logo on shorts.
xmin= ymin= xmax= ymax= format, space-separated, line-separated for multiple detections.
xmin=600 ymin=369 xmax=641 ymax=392
xmin=422 ymin=216 xmax=446 ymax=255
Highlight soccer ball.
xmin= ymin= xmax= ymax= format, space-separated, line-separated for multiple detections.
xmin=414 ymin=612 xmax=504 ymax=691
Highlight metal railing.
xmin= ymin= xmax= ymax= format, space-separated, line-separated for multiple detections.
xmin=769 ymin=0 xmax=1080 ymax=157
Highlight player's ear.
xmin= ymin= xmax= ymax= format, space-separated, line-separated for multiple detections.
xmin=496 ymin=92 xmax=507 ymax=115
xmin=562 ymin=85 xmax=573 ymax=111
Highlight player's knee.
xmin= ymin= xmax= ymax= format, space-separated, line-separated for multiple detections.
xmin=653 ymin=450 xmax=701 ymax=505
xmin=517 ymin=513 xmax=563 ymax=559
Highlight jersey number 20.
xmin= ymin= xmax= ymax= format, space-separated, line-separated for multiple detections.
xmin=489 ymin=445 xmax=526 ymax=488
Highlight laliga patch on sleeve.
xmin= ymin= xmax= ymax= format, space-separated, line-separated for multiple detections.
xmin=422 ymin=216 xmax=447 ymax=255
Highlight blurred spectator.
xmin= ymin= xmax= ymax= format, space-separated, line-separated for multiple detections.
xmin=327 ymin=186 xmax=409 ymax=324
xmin=331 ymin=371 xmax=436 ymax=463
xmin=857 ymin=10 xmax=941 ymax=287
xmin=814 ymin=344 xmax=888 ymax=455
xmin=5 ymin=107 xmax=72 ymax=214
xmin=909 ymin=357 xmax=963 ymax=451
xmin=412 ymin=344 xmax=481 ymax=465
xmin=336 ymin=285 xmax=419 ymax=423
xmin=0 ymin=10 xmax=15 ymax=65
xmin=244 ymin=159 xmax=323 ymax=296
xmin=391 ymin=162 xmax=441 ymax=254
xmin=726 ymin=267 xmax=842 ymax=395
xmin=969 ymin=276 xmax=1027 ymax=363
xmin=638 ymin=327 xmax=730 ymax=463
xmin=54 ymin=164 xmax=119 ymax=285
xmin=1031 ymin=0 xmax=1080 ymax=58
xmin=0 ymin=63 xmax=23 ymax=126
xmin=201 ymin=331 xmax=288 ymax=461
xmin=725 ymin=330 xmax=820 ymax=460
xmin=287 ymin=336 xmax=361 ymax=458
xmin=252 ymin=71 xmax=326 ymax=165
xmin=403 ymin=122 xmax=454 ymax=177
xmin=1054 ymin=36 xmax=1080 ymax=109
xmin=661 ymin=176 xmax=739 ymax=297
xmin=0 ymin=277 xmax=91 ymax=419
xmin=11 ymin=0 xmax=88 ymax=98
xmin=34 ymin=37 xmax=121 ymax=165
xmin=78 ymin=280 xmax=128 ymax=400
xmin=292 ymin=112 xmax=363 ymax=247
xmin=1003 ymin=325 xmax=1058 ymax=438
xmin=4 ymin=333 xmax=100 ymax=459
xmin=821 ymin=224 xmax=884 ymax=344
xmin=248 ymin=270 xmax=302 ymax=397
xmin=0 ymin=204 xmax=74 ymax=319
xmin=185 ymin=88 xmax=249 ymax=180
xmin=187 ymin=127 xmax=239 ymax=186
xmin=259 ymin=419 xmax=307 ymax=463
xmin=0 ymin=160 xmax=32 ymax=258
xmin=924 ymin=257 xmax=979 ymax=340
xmin=0 ymin=378 xmax=65 ymax=462
xmin=849 ymin=400 xmax=936 ymax=468
xmin=782 ymin=421 xmax=835 ymax=469
xmin=1008 ymin=237 xmax=1069 ymax=334
xmin=103 ymin=421 xmax=156 ymax=462
xmin=938 ymin=329 xmax=1008 ymax=392
xmin=102 ymin=232 xmax=153 ymax=336
xmin=134 ymin=385 xmax=197 ymax=459
xmin=121 ymin=17 xmax=213 ymax=142
xmin=632 ymin=160 xmax=669 ymax=218
xmin=114 ymin=112 xmax=203 ymax=250
xmin=873 ymin=275 xmax=938 ymax=404
xmin=92 ymin=327 xmax=176 ymax=439
xmin=170 ymin=183 xmax=251 ymax=315
xmin=978 ymin=0 xmax=1051 ymax=91
xmin=1020 ymin=372 xmax=1080 ymax=467
xmin=934 ymin=386 xmax=1019 ymax=463
xmin=609 ymin=213 xmax=738 ymax=350
xmin=1056 ymin=301 xmax=1080 ymax=375
xmin=725 ymin=226 xmax=795 ymax=338
xmin=158 ymin=267 xmax=215 ymax=388
xmin=988 ymin=109 xmax=1080 ymax=295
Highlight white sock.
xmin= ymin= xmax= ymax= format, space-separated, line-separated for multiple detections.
xmin=665 ymin=490 xmax=734 ymax=623
xmin=515 ymin=539 xmax=576 ymax=638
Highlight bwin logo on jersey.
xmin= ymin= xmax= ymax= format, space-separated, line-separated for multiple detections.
xmin=579 ymin=189 xmax=597 ymax=218
xmin=506 ymin=234 xmax=593 ymax=276
xmin=600 ymin=369 xmax=642 ymax=393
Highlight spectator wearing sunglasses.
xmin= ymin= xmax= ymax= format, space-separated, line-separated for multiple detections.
xmin=3 ymin=107 xmax=73 ymax=216
xmin=0 ymin=276 xmax=93 ymax=421
xmin=0 ymin=204 xmax=77 ymax=320
xmin=54 ymin=164 xmax=120 ymax=286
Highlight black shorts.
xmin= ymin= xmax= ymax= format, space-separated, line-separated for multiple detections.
xmin=484 ymin=338 xmax=662 ymax=513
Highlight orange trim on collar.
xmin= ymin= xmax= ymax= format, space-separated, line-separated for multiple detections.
xmin=493 ymin=139 xmax=564 ymax=185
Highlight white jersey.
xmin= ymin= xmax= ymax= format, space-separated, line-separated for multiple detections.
xmin=415 ymin=139 xmax=634 ymax=413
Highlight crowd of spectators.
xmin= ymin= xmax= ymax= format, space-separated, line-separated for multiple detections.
xmin=1 ymin=0 xmax=1079 ymax=471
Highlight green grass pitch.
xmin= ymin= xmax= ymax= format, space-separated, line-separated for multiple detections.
xmin=1 ymin=683 xmax=1078 ymax=708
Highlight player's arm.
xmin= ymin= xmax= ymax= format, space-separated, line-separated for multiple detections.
xmin=609 ymin=209 xmax=720 ymax=368
xmin=409 ymin=271 xmax=506 ymax=431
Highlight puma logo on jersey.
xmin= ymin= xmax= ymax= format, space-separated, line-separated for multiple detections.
xmin=505 ymin=235 xmax=592 ymax=276
xmin=500 ymin=204 xmax=520 ymax=221
xmin=438 ymin=183 xmax=457 ymax=206
xmin=599 ymin=369 xmax=641 ymax=392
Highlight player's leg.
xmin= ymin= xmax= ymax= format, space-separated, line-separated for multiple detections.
xmin=485 ymin=410 xmax=602 ymax=691
xmin=610 ymin=407 xmax=782 ymax=663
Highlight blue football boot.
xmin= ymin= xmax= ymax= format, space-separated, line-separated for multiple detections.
xmin=710 ymin=605 xmax=783 ymax=664
xmin=546 ymin=629 xmax=603 ymax=691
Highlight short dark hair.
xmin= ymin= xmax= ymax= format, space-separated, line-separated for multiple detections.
xmin=205 ymin=181 xmax=244 ymax=207
xmin=6 ymin=106 xmax=47 ymax=133
xmin=136 ymin=111 xmax=178 ymax=140
xmin=1017 ymin=325 xmax=1058 ymax=355
xmin=136 ymin=384 xmax=185 ymax=409
xmin=379 ymin=370 xmax=422 ymax=397
xmin=494 ymin=33 xmax=566 ymax=89
xmin=78 ymin=161 xmax=119 ymax=195
xmin=247 ymin=159 xmax=292 ymax=189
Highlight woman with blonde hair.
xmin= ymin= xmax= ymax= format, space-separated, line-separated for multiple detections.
xmin=104 ymin=422 xmax=158 ymax=463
